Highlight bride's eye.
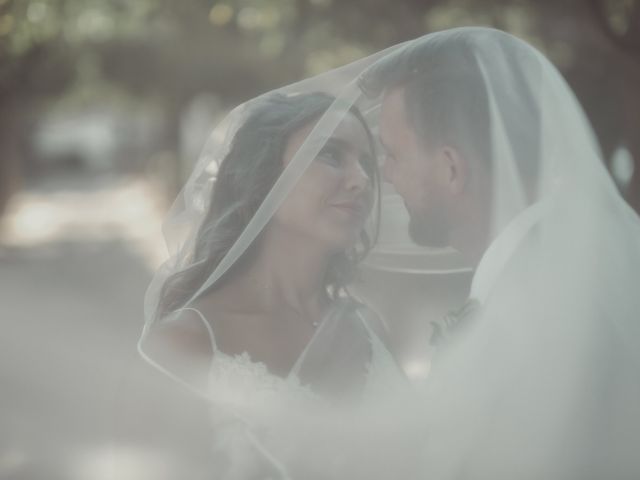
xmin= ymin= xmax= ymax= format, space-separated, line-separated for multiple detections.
xmin=316 ymin=144 xmax=345 ymax=167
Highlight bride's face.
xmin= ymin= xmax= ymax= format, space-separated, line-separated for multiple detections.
xmin=273 ymin=111 xmax=375 ymax=252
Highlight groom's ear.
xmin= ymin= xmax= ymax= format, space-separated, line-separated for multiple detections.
xmin=437 ymin=146 xmax=467 ymax=196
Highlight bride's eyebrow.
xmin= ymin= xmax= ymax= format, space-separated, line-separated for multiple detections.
xmin=309 ymin=136 xmax=372 ymax=158
xmin=312 ymin=136 xmax=351 ymax=152
xmin=323 ymin=137 xmax=350 ymax=149
xmin=327 ymin=137 xmax=375 ymax=159
xmin=307 ymin=135 xmax=340 ymax=148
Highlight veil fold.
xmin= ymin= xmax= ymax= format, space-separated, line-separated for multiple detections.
xmin=139 ymin=27 xmax=640 ymax=478
xmin=359 ymin=27 xmax=640 ymax=478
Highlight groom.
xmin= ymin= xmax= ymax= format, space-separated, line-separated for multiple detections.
xmin=361 ymin=28 xmax=640 ymax=479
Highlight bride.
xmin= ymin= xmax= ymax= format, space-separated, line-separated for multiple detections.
xmin=139 ymin=91 xmax=418 ymax=479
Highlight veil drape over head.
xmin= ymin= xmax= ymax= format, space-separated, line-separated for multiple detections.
xmin=359 ymin=27 xmax=640 ymax=479
xmin=139 ymin=27 xmax=640 ymax=479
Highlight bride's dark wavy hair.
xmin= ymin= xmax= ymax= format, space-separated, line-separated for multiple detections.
xmin=156 ymin=91 xmax=380 ymax=320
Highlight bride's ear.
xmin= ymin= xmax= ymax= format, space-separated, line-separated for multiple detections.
xmin=436 ymin=146 xmax=468 ymax=196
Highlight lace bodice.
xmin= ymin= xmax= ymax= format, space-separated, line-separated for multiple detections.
xmin=191 ymin=299 xmax=415 ymax=479
xmin=207 ymin=350 xmax=321 ymax=428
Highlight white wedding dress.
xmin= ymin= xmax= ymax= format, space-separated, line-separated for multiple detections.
xmin=188 ymin=298 xmax=421 ymax=480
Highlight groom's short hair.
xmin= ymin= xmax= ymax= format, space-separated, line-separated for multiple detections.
xmin=360 ymin=28 xmax=541 ymax=193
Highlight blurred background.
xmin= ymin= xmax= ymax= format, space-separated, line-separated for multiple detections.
xmin=1 ymin=0 xmax=638 ymax=478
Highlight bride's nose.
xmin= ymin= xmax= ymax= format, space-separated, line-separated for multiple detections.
xmin=344 ymin=159 xmax=370 ymax=192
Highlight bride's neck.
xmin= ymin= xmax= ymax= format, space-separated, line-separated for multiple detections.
xmin=243 ymin=229 xmax=332 ymax=316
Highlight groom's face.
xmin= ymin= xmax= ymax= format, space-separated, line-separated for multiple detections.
xmin=379 ymin=87 xmax=451 ymax=247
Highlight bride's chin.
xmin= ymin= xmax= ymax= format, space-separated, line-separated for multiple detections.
xmin=328 ymin=233 xmax=362 ymax=254
xmin=317 ymin=220 xmax=366 ymax=253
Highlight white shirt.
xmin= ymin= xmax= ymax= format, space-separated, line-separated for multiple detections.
xmin=469 ymin=203 xmax=543 ymax=304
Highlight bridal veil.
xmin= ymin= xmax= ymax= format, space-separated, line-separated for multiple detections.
xmin=140 ymin=27 xmax=640 ymax=478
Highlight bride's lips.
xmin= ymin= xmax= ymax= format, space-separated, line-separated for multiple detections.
xmin=331 ymin=201 xmax=368 ymax=217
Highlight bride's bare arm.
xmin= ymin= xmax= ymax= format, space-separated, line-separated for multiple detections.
xmin=142 ymin=309 xmax=214 ymax=391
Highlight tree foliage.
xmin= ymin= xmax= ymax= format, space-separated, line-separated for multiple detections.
xmin=0 ymin=0 xmax=638 ymax=210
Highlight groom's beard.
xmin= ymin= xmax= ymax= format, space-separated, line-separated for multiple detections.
xmin=408 ymin=207 xmax=450 ymax=248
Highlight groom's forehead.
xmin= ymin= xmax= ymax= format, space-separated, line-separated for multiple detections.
xmin=381 ymin=87 xmax=406 ymax=115
xmin=380 ymin=87 xmax=415 ymax=143
xmin=381 ymin=87 xmax=413 ymax=127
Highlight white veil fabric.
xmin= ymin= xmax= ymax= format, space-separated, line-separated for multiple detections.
xmin=139 ymin=26 xmax=640 ymax=479
xmin=359 ymin=27 xmax=640 ymax=478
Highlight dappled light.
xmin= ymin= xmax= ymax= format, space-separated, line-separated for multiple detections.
xmin=1 ymin=176 xmax=166 ymax=269
xmin=1 ymin=0 xmax=639 ymax=478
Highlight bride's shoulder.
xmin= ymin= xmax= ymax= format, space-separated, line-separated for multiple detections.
xmin=142 ymin=308 xmax=214 ymax=389
xmin=148 ymin=308 xmax=214 ymax=355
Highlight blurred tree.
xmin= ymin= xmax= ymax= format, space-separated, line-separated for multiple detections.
xmin=0 ymin=0 xmax=638 ymax=212
xmin=0 ymin=0 xmax=155 ymax=212
xmin=0 ymin=0 xmax=71 ymax=213
xmin=587 ymin=0 xmax=640 ymax=210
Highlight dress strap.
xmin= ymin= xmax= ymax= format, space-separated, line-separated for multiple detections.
xmin=180 ymin=307 xmax=218 ymax=354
